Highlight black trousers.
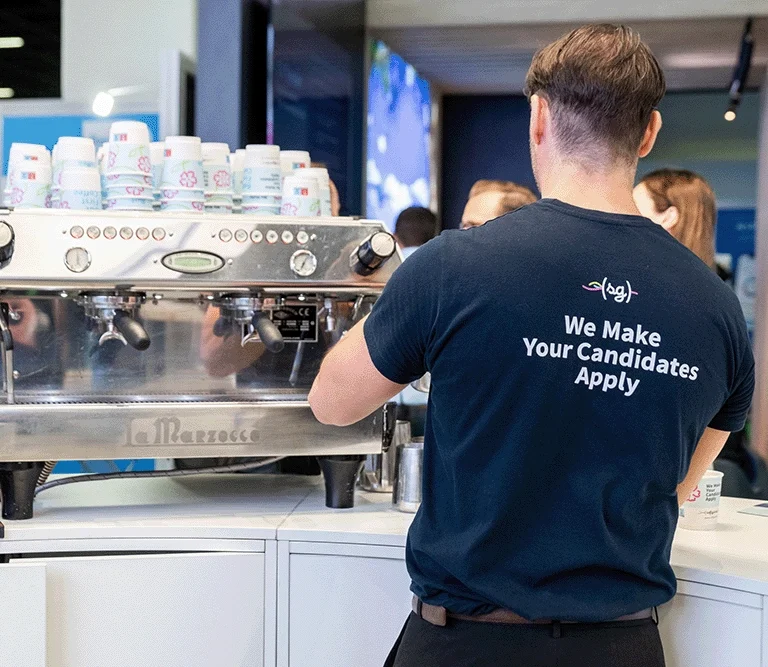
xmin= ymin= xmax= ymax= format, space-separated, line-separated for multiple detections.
xmin=385 ymin=613 xmax=665 ymax=667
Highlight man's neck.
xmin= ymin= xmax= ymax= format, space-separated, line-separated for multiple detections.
xmin=539 ymin=158 xmax=640 ymax=216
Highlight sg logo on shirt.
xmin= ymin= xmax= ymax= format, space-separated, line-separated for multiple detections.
xmin=582 ymin=278 xmax=638 ymax=304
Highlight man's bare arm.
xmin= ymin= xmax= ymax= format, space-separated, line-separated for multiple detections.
xmin=677 ymin=427 xmax=731 ymax=506
xmin=309 ymin=317 xmax=406 ymax=426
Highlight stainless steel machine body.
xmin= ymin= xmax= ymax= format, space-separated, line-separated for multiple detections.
xmin=0 ymin=209 xmax=401 ymax=516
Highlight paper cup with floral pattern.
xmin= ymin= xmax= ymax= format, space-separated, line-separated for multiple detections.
xmin=107 ymin=142 xmax=153 ymax=176
xmin=10 ymin=164 xmax=52 ymax=209
xmin=161 ymin=198 xmax=205 ymax=213
xmin=280 ymin=175 xmax=320 ymax=217
xmin=105 ymin=197 xmax=154 ymax=211
xmin=204 ymin=203 xmax=233 ymax=215
xmin=241 ymin=194 xmax=281 ymax=216
xmin=106 ymin=185 xmax=154 ymax=200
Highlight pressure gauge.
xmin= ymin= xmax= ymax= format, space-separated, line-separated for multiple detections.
xmin=290 ymin=249 xmax=318 ymax=277
xmin=64 ymin=247 xmax=91 ymax=273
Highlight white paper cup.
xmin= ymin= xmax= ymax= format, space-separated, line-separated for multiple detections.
xmin=164 ymin=136 xmax=202 ymax=161
xmin=105 ymin=197 xmax=154 ymax=211
xmin=243 ymin=145 xmax=281 ymax=195
xmin=106 ymin=172 xmax=154 ymax=188
xmin=10 ymin=164 xmax=52 ymax=209
xmin=295 ymin=167 xmax=332 ymax=217
xmin=161 ymin=188 xmax=206 ymax=202
xmin=204 ymin=203 xmax=233 ymax=215
xmin=281 ymin=174 xmax=320 ymax=216
xmin=161 ymin=198 xmax=204 ymax=213
xmin=241 ymin=194 xmax=281 ymax=216
xmin=59 ymin=189 xmax=102 ymax=210
xmin=231 ymin=149 xmax=245 ymax=196
xmin=280 ymin=150 xmax=311 ymax=179
xmin=55 ymin=137 xmax=96 ymax=165
xmin=161 ymin=158 xmax=204 ymax=190
xmin=202 ymin=142 xmax=230 ymax=165
xmin=679 ymin=470 xmax=724 ymax=530
xmin=106 ymin=185 xmax=154 ymax=200
xmin=203 ymin=163 xmax=233 ymax=194
xmin=107 ymin=142 xmax=153 ymax=176
xmin=110 ymin=120 xmax=151 ymax=145
xmin=150 ymin=142 xmax=165 ymax=188
xmin=60 ymin=168 xmax=100 ymax=191
xmin=9 ymin=143 xmax=50 ymax=182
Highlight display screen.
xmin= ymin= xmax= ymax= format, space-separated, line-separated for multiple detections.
xmin=366 ymin=40 xmax=431 ymax=232
xmin=162 ymin=252 xmax=224 ymax=274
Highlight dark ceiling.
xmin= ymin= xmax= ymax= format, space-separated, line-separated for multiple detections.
xmin=0 ymin=0 xmax=61 ymax=99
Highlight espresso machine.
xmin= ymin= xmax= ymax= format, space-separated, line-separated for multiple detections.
xmin=0 ymin=208 xmax=400 ymax=519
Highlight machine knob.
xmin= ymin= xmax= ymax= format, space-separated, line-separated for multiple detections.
xmin=350 ymin=232 xmax=396 ymax=276
xmin=0 ymin=221 xmax=15 ymax=267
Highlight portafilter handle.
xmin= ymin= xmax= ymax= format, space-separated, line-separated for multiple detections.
xmin=249 ymin=312 xmax=285 ymax=353
xmin=113 ymin=310 xmax=151 ymax=351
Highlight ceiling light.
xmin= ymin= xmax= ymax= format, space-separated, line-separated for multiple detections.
xmin=92 ymin=91 xmax=115 ymax=117
xmin=725 ymin=19 xmax=754 ymax=123
xmin=0 ymin=88 xmax=15 ymax=99
xmin=0 ymin=37 xmax=24 ymax=49
xmin=724 ymin=109 xmax=737 ymax=122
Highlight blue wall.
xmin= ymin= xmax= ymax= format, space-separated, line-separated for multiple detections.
xmin=441 ymin=95 xmax=537 ymax=230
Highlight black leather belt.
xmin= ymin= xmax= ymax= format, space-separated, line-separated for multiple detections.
xmin=412 ymin=596 xmax=654 ymax=628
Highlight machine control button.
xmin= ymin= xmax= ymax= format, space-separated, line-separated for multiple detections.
xmin=0 ymin=221 xmax=15 ymax=266
xmin=219 ymin=229 xmax=233 ymax=242
xmin=136 ymin=227 xmax=150 ymax=240
xmin=266 ymin=230 xmax=278 ymax=244
xmin=64 ymin=247 xmax=91 ymax=273
xmin=103 ymin=226 xmax=117 ymax=240
xmin=281 ymin=230 xmax=294 ymax=244
xmin=234 ymin=229 xmax=248 ymax=243
xmin=86 ymin=226 xmax=100 ymax=239
xmin=251 ymin=230 xmax=263 ymax=243
xmin=290 ymin=249 xmax=318 ymax=277
xmin=120 ymin=226 xmax=134 ymax=240
xmin=296 ymin=231 xmax=309 ymax=245
xmin=152 ymin=227 xmax=166 ymax=241
xmin=70 ymin=225 xmax=84 ymax=239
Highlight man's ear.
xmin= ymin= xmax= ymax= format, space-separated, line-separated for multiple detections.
xmin=530 ymin=94 xmax=548 ymax=146
xmin=639 ymin=110 xmax=662 ymax=158
xmin=660 ymin=205 xmax=679 ymax=231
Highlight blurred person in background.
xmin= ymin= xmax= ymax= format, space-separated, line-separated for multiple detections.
xmin=394 ymin=206 xmax=438 ymax=259
xmin=634 ymin=169 xmax=762 ymax=496
xmin=461 ymin=179 xmax=537 ymax=229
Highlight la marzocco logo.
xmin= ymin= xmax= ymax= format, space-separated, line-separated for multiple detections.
xmin=132 ymin=417 xmax=261 ymax=446
xmin=582 ymin=278 xmax=638 ymax=304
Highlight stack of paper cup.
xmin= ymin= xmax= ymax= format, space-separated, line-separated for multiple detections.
xmin=231 ymin=148 xmax=245 ymax=213
xmin=97 ymin=143 xmax=109 ymax=205
xmin=10 ymin=162 xmax=52 ymax=209
xmin=279 ymin=150 xmax=311 ymax=182
xmin=281 ymin=174 xmax=320 ymax=217
xmin=295 ymin=167 xmax=332 ymax=217
xmin=150 ymin=141 xmax=165 ymax=208
xmin=242 ymin=144 xmax=282 ymax=216
xmin=52 ymin=137 xmax=97 ymax=207
xmin=160 ymin=136 xmax=205 ymax=213
xmin=59 ymin=170 xmax=102 ymax=210
xmin=105 ymin=121 xmax=154 ymax=211
xmin=202 ymin=142 xmax=233 ymax=214
xmin=4 ymin=143 xmax=50 ymax=206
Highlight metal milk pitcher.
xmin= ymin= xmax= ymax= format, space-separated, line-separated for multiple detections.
xmin=359 ymin=420 xmax=411 ymax=493
xmin=393 ymin=436 xmax=424 ymax=513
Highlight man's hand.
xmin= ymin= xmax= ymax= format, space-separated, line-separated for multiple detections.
xmin=309 ymin=316 xmax=406 ymax=426
xmin=677 ymin=427 xmax=731 ymax=506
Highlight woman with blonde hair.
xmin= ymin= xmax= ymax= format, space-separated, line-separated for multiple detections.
xmin=633 ymin=169 xmax=716 ymax=268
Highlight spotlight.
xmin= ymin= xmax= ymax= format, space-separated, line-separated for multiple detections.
xmin=92 ymin=91 xmax=115 ymax=117
xmin=725 ymin=18 xmax=754 ymax=121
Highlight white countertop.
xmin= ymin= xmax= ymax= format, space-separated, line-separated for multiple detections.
xmin=4 ymin=475 xmax=768 ymax=595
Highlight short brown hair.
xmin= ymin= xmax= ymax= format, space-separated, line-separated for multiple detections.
xmin=639 ymin=169 xmax=716 ymax=268
xmin=525 ymin=24 xmax=666 ymax=164
xmin=394 ymin=206 xmax=438 ymax=247
xmin=468 ymin=180 xmax=538 ymax=214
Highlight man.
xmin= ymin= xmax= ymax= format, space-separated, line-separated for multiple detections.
xmin=461 ymin=179 xmax=537 ymax=228
xmin=393 ymin=206 xmax=438 ymax=258
xmin=309 ymin=24 xmax=754 ymax=667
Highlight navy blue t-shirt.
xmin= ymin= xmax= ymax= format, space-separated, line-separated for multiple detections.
xmin=364 ymin=199 xmax=754 ymax=622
